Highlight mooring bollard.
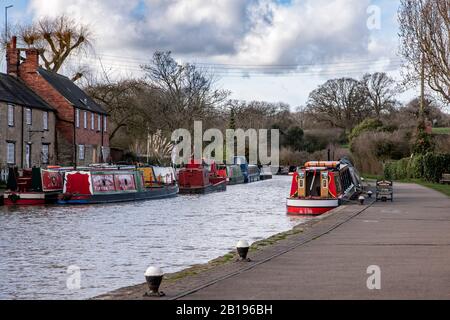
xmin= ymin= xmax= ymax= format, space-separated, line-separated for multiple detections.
xmin=359 ymin=195 xmax=366 ymax=205
xmin=236 ymin=240 xmax=251 ymax=262
xmin=144 ymin=266 xmax=165 ymax=297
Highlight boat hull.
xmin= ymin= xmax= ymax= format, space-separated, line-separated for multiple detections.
xmin=4 ymin=192 xmax=60 ymax=206
xmin=246 ymin=174 xmax=261 ymax=183
xmin=227 ymin=176 xmax=245 ymax=185
xmin=57 ymin=185 xmax=179 ymax=205
xmin=287 ymin=199 xmax=339 ymax=216
xmin=179 ymin=181 xmax=227 ymax=195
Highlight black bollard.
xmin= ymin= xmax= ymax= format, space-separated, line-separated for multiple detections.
xmin=144 ymin=267 xmax=165 ymax=297
xmin=237 ymin=240 xmax=251 ymax=262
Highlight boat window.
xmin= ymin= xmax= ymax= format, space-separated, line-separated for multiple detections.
xmin=343 ymin=170 xmax=352 ymax=190
xmin=335 ymin=174 xmax=342 ymax=194
xmin=305 ymin=171 xmax=321 ymax=197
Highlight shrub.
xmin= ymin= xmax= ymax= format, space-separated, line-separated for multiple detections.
xmin=423 ymin=153 xmax=450 ymax=183
xmin=396 ymin=158 xmax=410 ymax=180
xmin=408 ymin=154 xmax=424 ymax=179
xmin=384 ymin=153 xmax=450 ymax=182
xmin=349 ymin=118 xmax=383 ymax=141
xmin=352 ymin=130 xmax=411 ymax=175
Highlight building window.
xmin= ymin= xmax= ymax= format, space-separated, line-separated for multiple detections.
xmin=42 ymin=144 xmax=50 ymax=164
xmin=84 ymin=111 xmax=88 ymax=129
xmin=97 ymin=114 xmax=101 ymax=131
xmin=7 ymin=142 xmax=15 ymax=164
xmin=103 ymin=116 xmax=107 ymax=132
xmin=79 ymin=145 xmax=85 ymax=160
xmin=43 ymin=112 xmax=49 ymax=131
xmin=26 ymin=108 xmax=32 ymax=125
xmin=91 ymin=112 xmax=95 ymax=130
xmin=8 ymin=104 xmax=14 ymax=127
xmin=75 ymin=109 xmax=80 ymax=128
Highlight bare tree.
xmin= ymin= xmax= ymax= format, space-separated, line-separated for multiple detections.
xmin=306 ymin=78 xmax=369 ymax=133
xmin=399 ymin=0 xmax=450 ymax=105
xmin=18 ymin=15 xmax=93 ymax=79
xmin=141 ymin=51 xmax=230 ymax=132
xmin=362 ymin=72 xmax=399 ymax=118
xmin=87 ymin=79 xmax=149 ymax=142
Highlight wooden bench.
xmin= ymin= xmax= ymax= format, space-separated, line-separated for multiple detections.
xmin=440 ymin=173 xmax=450 ymax=185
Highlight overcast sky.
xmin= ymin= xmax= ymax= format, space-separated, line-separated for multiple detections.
xmin=4 ymin=0 xmax=417 ymax=108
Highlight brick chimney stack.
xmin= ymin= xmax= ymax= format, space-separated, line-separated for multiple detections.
xmin=6 ymin=36 xmax=19 ymax=76
xmin=20 ymin=48 xmax=40 ymax=74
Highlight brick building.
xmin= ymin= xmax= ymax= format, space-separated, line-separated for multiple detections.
xmin=0 ymin=73 xmax=56 ymax=171
xmin=6 ymin=36 xmax=110 ymax=166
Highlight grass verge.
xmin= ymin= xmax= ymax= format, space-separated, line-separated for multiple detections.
xmin=164 ymin=226 xmax=305 ymax=284
xmin=432 ymin=127 xmax=450 ymax=135
xmin=404 ymin=179 xmax=450 ymax=198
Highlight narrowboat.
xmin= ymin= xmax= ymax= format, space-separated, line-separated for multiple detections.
xmin=260 ymin=166 xmax=274 ymax=181
xmin=4 ymin=167 xmax=64 ymax=206
xmin=233 ymin=157 xmax=261 ymax=183
xmin=287 ymin=159 xmax=362 ymax=216
xmin=178 ymin=161 xmax=227 ymax=194
xmin=277 ymin=166 xmax=290 ymax=175
xmin=57 ymin=166 xmax=178 ymax=205
xmin=217 ymin=164 xmax=245 ymax=185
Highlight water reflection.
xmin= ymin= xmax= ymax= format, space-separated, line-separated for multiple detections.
xmin=0 ymin=176 xmax=310 ymax=300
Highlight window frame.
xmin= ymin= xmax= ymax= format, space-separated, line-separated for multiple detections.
xmin=8 ymin=104 xmax=14 ymax=127
xmin=75 ymin=109 xmax=80 ymax=128
xmin=42 ymin=143 xmax=50 ymax=165
xmin=78 ymin=145 xmax=85 ymax=161
xmin=91 ymin=112 xmax=95 ymax=130
xmin=7 ymin=141 xmax=16 ymax=165
xmin=84 ymin=111 xmax=88 ymax=129
xmin=43 ymin=112 xmax=49 ymax=131
xmin=25 ymin=108 xmax=32 ymax=126
xmin=103 ymin=116 xmax=107 ymax=132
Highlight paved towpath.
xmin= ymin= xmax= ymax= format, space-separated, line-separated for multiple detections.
xmin=179 ymin=183 xmax=450 ymax=300
xmin=96 ymin=183 xmax=450 ymax=300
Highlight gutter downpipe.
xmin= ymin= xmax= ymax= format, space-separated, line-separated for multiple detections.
xmin=21 ymin=106 xmax=25 ymax=169
xmin=73 ymin=107 xmax=77 ymax=170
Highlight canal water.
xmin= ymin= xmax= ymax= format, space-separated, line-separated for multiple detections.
xmin=0 ymin=176 xmax=310 ymax=300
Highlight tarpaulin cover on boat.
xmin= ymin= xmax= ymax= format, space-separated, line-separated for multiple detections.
xmin=152 ymin=167 xmax=176 ymax=184
xmin=64 ymin=172 xmax=93 ymax=195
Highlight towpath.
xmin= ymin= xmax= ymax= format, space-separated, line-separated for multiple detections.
xmin=97 ymin=183 xmax=450 ymax=300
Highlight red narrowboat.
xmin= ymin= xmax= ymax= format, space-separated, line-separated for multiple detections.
xmin=178 ymin=161 xmax=227 ymax=194
xmin=4 ymin=168 xmax=64 ymax=206
xmin=287 ymin=160 xmax=362 ymax=216
xmin=57 ymin=166 xmax=179 ymax=205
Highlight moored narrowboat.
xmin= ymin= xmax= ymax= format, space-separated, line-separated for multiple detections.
xmin=233 ymin=157 xmax=260 ymax=183
xmin=57 ymin=166 xmax=178 ymax=205
xmin=260 ymin=166 xmax=274 ymax=181
xmin=287 ymin=160 xmax=362 ymax=216
xmin=217 ymin=164 xmax=245 ymax=185
xmin=178 ymin=161 xmax=227 ymax=194
xmin=4 ymin=168 xmax=64 ymax=206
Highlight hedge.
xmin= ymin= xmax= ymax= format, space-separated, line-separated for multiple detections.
xmin=384 ymin=153 xmax=450 ymax=182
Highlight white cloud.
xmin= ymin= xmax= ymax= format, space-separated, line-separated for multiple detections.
xmin=26 ymin=0 xmax=410 ymax=106
xmin=229 ymin=0 xmax=372 ymax=65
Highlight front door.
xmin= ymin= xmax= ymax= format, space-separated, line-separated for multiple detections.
xmin=25 ymin=144 xmax=31 ymax=168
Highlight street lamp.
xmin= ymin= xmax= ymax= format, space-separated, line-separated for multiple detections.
xmin=5 ymin=5 xmax=13 ymax=43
